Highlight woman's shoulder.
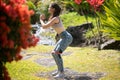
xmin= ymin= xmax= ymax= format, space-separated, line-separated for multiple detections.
xmin=52 ymin=17 xmax=60 ymax=23
xmin=52 ymin=16 xmax=60 ymax=20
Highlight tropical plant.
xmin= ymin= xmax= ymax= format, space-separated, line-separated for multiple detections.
xmin=99 ymin=0 xmax=120 ymax=40
xmin=0 ymin=0 xmax=39 ymax=79
xmin=52 ymin=0 xmax=92 ymax=15
xmin=74 ymin=0 xmax=105 ymax=49
xmin=27 ymin=1 xmax=40 ymax=24
xmin=37 ymin=0 xmax=50 ymax=20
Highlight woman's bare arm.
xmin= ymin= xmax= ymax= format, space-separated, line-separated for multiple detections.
xmin=40 ymin=15 xmax=59 ymax=29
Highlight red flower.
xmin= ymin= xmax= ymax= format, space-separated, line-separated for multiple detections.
xmin=16 ymin=46 xmax=22 ymax=54
xmin=28 ymin=35 xmax=39 ymax=47
xmin=97 ymin=0 xmax=104 ymax=5
xmin=15 ymin=53 xmax=23 ymax=61
xmin=0 ymin=16 xmax=6 ymax=21
xmin=3 ymin=66 xmax=11 ymax=80
xmin=0 ymin=22 xmax=11 ymax=34
xmin=18 ymin=6 xmax=30 ymax=24
xmin=74 ymin=0 xmax=82 ymax=4
xmin=86 ymin=0 xmax=104 ymax=11
xmin=7 ymin=40 xmax=14 ymax=49
xmin=10 ymin=0 xmax=26 ymax=5
xmin=0 ymin=34 xmax=8 ymax=47
xmin=5 ymin=52 xmax=13 ymax=63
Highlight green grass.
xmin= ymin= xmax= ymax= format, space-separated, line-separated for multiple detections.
xmin=64 ymin=47 xmax=120 ymax=80
xmin=6 ymin=60 xmax=47 ymax=80
xmin=6 ymin=45 xmax=120 ymax=80
xmin=60 ymin=12 xmax=96 ymax=28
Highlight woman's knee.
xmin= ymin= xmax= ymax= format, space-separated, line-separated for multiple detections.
xmin=53 ymin=51 xmax=62 ymax=54
xmin=51 ymin=51 xmax=55 ymax=54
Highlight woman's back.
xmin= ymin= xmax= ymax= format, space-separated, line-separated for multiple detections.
xmin=51 ymin=17 xmax=65 ymax=34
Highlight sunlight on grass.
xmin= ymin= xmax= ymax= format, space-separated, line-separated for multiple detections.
xmin=26 ymin=45 xmax=53 ymax=53
xmin=6 ymin=45 xmax=120 ymax=80
xmin=6 ymin=60 xmax=51 ymax=80
xmin=64 ymin=47 xmax=120 ymax=80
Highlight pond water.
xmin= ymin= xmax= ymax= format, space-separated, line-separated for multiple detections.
xmin=32 ymin=24 xmax=55 ymax=46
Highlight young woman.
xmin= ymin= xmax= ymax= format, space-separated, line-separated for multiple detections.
xmin=40 ymin=3 xmax=73 ymax=78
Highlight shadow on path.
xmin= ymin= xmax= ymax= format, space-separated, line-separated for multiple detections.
xmin=36 ymin=68 xmax=106 ymax=80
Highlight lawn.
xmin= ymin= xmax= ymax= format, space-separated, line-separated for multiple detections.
xmin=6 ymin=45 xmax=120 ymax=80
xmin=60 ymin=12 xmax=96 ymax=29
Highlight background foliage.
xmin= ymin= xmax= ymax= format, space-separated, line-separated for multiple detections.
xmin=99 ymin=0 xmax=120 ymax=40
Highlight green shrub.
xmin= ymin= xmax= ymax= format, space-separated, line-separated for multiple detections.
xmin=37 ymin=1 xmax=50 ymax=20
xmin=60 ymin=12 xmax=95 ymax=28
xmin=99 ymin=0 xmax=120 ymax=40
xmin=27 ymin=1 xmax=40 ymax=24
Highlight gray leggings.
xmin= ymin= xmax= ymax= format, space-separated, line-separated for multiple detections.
xmin=52 ymin=53 xmax=64 ymax=72
xmin=52 ymin=31 xmax=73 ymax=72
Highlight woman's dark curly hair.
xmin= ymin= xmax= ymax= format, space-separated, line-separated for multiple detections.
xmin=51 ymin=3 xmax=61 ymax=17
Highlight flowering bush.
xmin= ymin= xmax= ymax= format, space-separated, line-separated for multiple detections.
xmin=86 ymin=0 xmax=104 ymax=11
xmin=74 ymin=0 xmax=104 ymax=11
xmin=74 ymin=0 xmax=105 ymax=49
xmin=74 ymin=0 xmax=82 ymax=4
xmin=0 ymin=0 xmax=39 ymax=79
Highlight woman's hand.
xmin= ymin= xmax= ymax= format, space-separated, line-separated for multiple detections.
xmin=40 ymin=14 xmax=46 ymax=20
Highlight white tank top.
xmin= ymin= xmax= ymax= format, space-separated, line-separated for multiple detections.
xmin=52 ymin=18 xmax=63 ymax=28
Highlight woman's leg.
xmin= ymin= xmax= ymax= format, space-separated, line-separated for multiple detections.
xmin=52 ymin=52 xmax=64 ymax=73
xmin=52 ymin=52 xmax=65 ymax=78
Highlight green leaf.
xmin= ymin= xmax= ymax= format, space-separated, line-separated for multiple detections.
xmin=98 ymin=0 xmax=120 ymax=40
